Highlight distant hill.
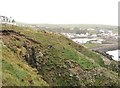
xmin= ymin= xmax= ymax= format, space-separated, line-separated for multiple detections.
xmin=1 ymin=24 xmax=119 ymax=86
xmin=18 ymin=23 xmax=117 ymax=33
xmin=16 ymin=22 xmax=117 ymax=28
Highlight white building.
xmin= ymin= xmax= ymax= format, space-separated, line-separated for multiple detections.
xmin=72 ymin=38 xmax=104 ymax=44
xmin=0 ymin=16 xmax=16 ymax=25
xmin=91 ymin=34 xmax=97 ymax=37
xmin=87 ymin=28 xmax=95 ymax=31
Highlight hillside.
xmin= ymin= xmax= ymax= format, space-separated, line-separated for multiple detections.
xmin=1 ymin=24 xmax=119 ymax=87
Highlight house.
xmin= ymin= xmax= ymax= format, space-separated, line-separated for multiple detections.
xmin=87 ymin=28 xmax=95 ymax=31
xmin=0 ymin=16 xmax=16 ymax=25
xmin=91 ymin=34 xmax=97 ymax=37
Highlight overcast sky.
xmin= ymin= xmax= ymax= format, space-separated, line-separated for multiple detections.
xmin=0 ymin=0 xmax=119 ymax=25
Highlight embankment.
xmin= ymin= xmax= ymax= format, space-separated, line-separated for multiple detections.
xmin=90 ymin=44 xmax=118 ymax=60
xmin=91 ymin=44 xmax=118 ymax=52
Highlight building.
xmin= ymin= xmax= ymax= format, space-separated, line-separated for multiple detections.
xmin=0 ymin=16 xmax=16 ymax=25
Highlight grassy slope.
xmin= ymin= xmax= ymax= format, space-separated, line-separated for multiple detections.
xmin=2 ymin=44 xmax=49 ymax=86
xmin=1 ymin=24 xmax=119 ymax=86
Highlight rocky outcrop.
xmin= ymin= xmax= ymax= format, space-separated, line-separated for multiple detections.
xmin=92 ymin=50 xmax=113 ymax=60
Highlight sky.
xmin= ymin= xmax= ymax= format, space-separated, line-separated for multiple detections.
xmin=0 ymin=0 xmax=119 ymax=25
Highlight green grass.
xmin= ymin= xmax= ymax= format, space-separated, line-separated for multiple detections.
xmin=2 ymin=45 xmax=49 ymax=86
